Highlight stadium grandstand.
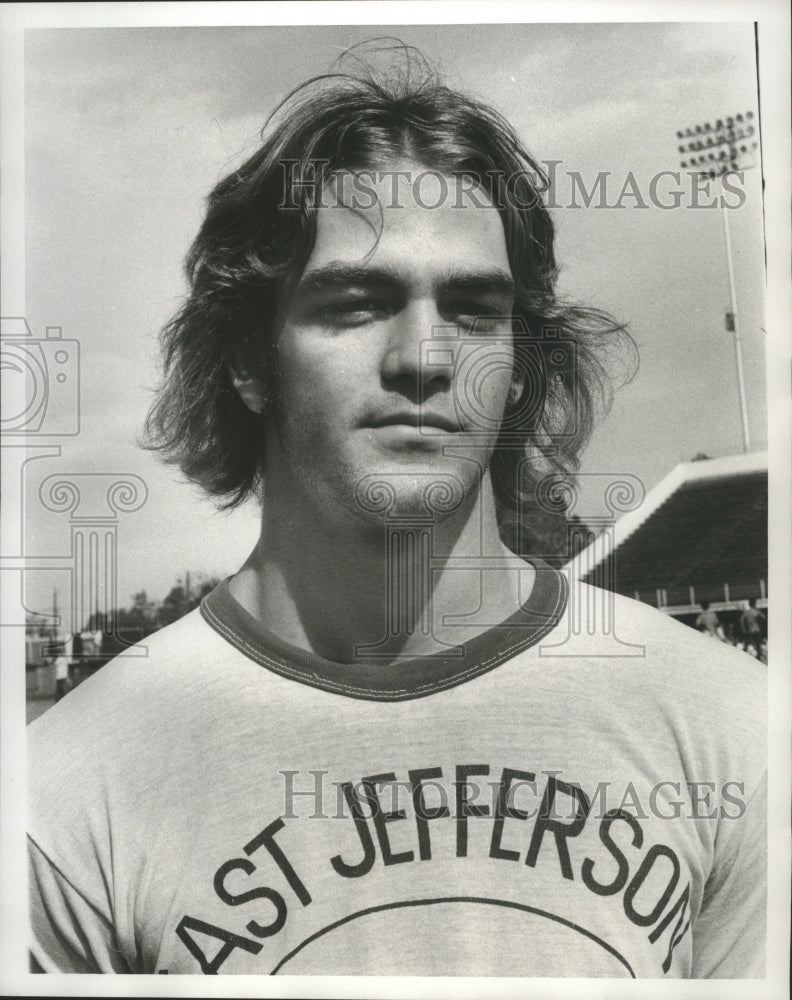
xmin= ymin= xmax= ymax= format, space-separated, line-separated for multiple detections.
xmin=566 ymin=451 xmax=768 ymax=635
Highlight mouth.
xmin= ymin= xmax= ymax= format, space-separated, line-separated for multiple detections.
xmin=365 ymin=412 xmax=461 ymax=433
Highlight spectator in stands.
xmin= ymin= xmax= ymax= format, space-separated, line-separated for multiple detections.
xmin=739 ymin=599 xmax=766 ymax=659
xmin=694 ymin=600 xmax=725 ymax=641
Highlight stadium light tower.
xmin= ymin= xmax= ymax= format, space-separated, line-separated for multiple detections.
xmin=676 ymin=112 xmax=758 ymax=453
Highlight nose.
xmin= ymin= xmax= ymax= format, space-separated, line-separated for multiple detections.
xmin=379 ymin=300 xmax=454 ymax=399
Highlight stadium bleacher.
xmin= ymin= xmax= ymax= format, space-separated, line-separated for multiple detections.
xmin=569 ymin=452 xmax=768 ymax=615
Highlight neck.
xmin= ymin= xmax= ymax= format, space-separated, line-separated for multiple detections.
xmin=228 ymin=474 xmax=535 ymax=664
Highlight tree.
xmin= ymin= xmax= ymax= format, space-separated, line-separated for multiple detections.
xmin=159 ymin=584 xmax=190 ymax=627
xmin=125 ymin=590 xmax=157 ymax=628
xmin=157 ymin=575 xmax=222 ymax=626
xmin=84 ymin=575 xmax=224 ymax=636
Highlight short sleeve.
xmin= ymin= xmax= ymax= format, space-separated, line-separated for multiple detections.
xmin=28 ymin=836 xmax=132 ymax=974
xmin=691 ymin=772 xmax=766 ymax=978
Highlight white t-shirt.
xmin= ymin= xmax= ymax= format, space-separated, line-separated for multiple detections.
xmin=53 ymin=656 xmax=69 ymax=681
xmin=28 ymin=563 xmax=766 ymax=977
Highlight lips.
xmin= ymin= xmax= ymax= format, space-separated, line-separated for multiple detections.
xmin=365 ymin=411 xmax=460 ymax=432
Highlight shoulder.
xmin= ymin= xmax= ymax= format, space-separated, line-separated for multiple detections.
xmin=27 ymin=607 xmax=250 ymax=771
xmin=589 ymin=584 xmax=765 ymax=686
xmin=554 ymin=583 xmax=766 ymax=772
xmin=581 ymin=582 xmax=752 ymax=651
xmin=27 ymin=606 xmax=264 ymax=851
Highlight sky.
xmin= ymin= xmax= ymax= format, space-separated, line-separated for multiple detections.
xmin=15 ymin=19 xmax=770 ymax=624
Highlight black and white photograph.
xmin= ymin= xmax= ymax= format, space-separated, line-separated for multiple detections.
xmin=0 ymin=1 xmax=789 ymax=996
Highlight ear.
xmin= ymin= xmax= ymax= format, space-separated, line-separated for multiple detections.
xmin=226 ymin=359 xmax=268 ymax=415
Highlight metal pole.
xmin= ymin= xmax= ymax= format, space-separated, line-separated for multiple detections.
xmin=720 ymin=200 xmax=751 ymax=453
xmin=678 ymin=112 xmax=756 ymax=457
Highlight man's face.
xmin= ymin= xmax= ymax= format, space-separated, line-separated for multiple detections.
xmin=261 ymin=163 xmax=516 ymax=528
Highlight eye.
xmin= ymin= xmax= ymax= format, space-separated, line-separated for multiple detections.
xmin=319 ymin=298 xmax=389 ymax=329
xmin=443 ymin=300 xmax=512 ymax=334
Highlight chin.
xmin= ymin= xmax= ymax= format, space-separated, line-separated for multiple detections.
xmin=347 ymin=464 xmax=479 ymax=527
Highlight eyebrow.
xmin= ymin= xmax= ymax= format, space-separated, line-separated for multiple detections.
xmin=297 ymin=263 xmax=516 ymax=299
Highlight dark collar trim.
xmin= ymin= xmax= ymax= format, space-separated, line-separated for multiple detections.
xmin=200 ymin=559 xmax=567 ymax=702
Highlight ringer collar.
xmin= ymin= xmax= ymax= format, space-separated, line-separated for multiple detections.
xmin=200 ymin=558 xmax=567 ymax=702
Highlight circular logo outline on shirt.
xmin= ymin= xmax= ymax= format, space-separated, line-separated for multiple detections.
xmin=270 ymin=895 xmax=636 ymax=977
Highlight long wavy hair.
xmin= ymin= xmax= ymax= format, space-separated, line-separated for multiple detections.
xmin=144 ymin=44 xmax=637 ymax=556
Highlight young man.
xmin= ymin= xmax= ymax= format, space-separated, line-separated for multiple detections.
xmin=740 ymin=598 xmax=766 ymax=659
xmin=28 ymin=60 xmax=766 ymax=978
xmin=695 ymin=600 xmax=726 ymax=641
